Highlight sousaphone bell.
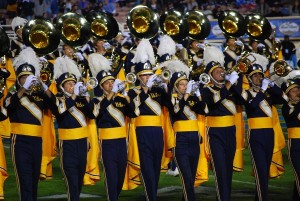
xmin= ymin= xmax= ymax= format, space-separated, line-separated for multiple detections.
xmin=127 ymin=5 xmax=159 ymax=39
xmin=22 ymin=19 xmax=60 ymax=55
xmin=245 ymin=14 xmax=272 ymax=40
xmin=159 ymin=9 xmax=188 ymax=42
xmin=85 ymin=11 xmax=119 ymax=40
xmin=56 ymin=12 xmax=91 ymax=47
xmin=218 ymin=10 xmax=246 ymax=38
xmin=185 ymin=10 xmax=210 ymax=40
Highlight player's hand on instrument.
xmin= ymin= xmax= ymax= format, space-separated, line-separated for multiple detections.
xmin=146 ymin=74 xmax=157 ymax=88
xmin=23 ymin=75 xmax=38 ymax=90
xmin=186 ymin=80 xmax=195 ymax=94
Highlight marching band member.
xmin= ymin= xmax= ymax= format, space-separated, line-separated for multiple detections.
xmin=52 ymin=66 xmax=95 ymax=201
xmin=0 ymin=68 xmax=9 ymax=200
xmin=223 ymin=37 xmax=244 ymax=71
xmin=167 ymin=69 xmax=206 ymax=201
xmin=10 ymin=16 xmax=27 ymax=58
xmin=92 ymin=69 xmax=131 ymax=201
xmin=127 ymin=39 xmax=169 ymax=201
xmin=187 ymin=39 xmax=205 ymax=81
xmin=201 ymin=46 xmax=240 ymax=201
xmin=281 ymin=79 xmax=300 ymax=201
xmin=5 ymin=47 xmax=53 ymax=201
xmin=234 ymin=62 xmax=287 ymax=201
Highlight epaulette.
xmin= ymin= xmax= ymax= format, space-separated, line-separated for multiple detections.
xmin=133 ymin=86 xmax=141 ymax=94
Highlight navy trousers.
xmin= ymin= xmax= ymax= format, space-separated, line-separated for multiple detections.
xmin=101 ymin=138 xmax=127 ymax=201
xmin=248 ymin=128 xmax=274 ymax=201
xmin=136 ymin=126 xmax=164 ymax=201
xmin=208 ymin=126 xmax=236 ymax=201
xmin=288 ymin=138 xmax=300 ymax=201
xmin=11 ymin=134 xmax=42 ymax=201
xmin=59 ymin=138 xmax=88 ymax=201
xmin=173 ymin=131 xmax=200 ymax=201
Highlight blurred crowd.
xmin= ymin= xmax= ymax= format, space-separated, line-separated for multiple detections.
xmin=0 ymin=0 xmax=298 ymax=27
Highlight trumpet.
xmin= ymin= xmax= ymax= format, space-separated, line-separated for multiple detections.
xmin=265 ymin=60 xmax=293 ymax=80
xmin=28 ymin=80 xmax=44 ymax=95
xmin=115 ymin=73 xmax=137 ymax=93
xmin=78 ymin=77 xmax=99 ymax=96
xmin=227 ymin=53 xmax=256 ymax=74
xmin=190 ymin=73 xmax=210 ymax=94
xmin=153 ymin=69 xmax=172 ymax=87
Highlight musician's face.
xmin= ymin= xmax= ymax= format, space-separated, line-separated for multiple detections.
xmin=19 ymin=74 xmax=29 ymax=86
xmin=227 ymin=38 xmax=236 ymax=50
xmin=63 ymin=45 xmax=74 ymax=58
xmin=176 ymin=79 xmax=188 ymax=94
xmin=95 ymin=40 xmax=105 ymax=51
xmin=288 ymin=87 xmax=300 ymax=102
xmin=251 ymin=72 xmax=263 ymax=86
xmin=211 ymin=67 xmax=225 ymax=83
xmin=101 ymin=79 xmax=114 ymax=93
xmin=63 ymin=80 xmax=75 ymax=94
xmin=139 ymin=74 xmax=152 ymax=85
xmin=16 ymin=28 xmax=23 ymax=39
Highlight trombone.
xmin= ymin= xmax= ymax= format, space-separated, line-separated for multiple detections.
xmin=265 ymin=60 xmax=293 ymax=80
xmin=227 ymin=53 xmax=256 ymax=75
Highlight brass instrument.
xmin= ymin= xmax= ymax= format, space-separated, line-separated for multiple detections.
xmin=28 ymin=79 xmax=44 ymax=95
xmin=218 ymin=10 xmax=246 ymax=38
xmin=39 ymin=59 xmax=53 ymax=85
xmin=127 ymin=5 xmax=159 ymax=39
xmin=185 ymin=10 xmax=210 ymax=40
xmin=227 ymin=53 xmax=256 ymax=74
xmin=79 ymin=77 xmax=99 ymax=96
xmin=159 ymin=9 xmax=188 ymax=42
xmin=153 ymin=69 xmax=172 ymax=87
xmin=0 ymin=27 xmax=11 ymax=97
xmin=245 ymin=14 xmax=272 ymax=41
xmin=190 ymin=73 xmax=210 ymax=94
xmin=267 ymin=60 xmax=293 ymax=79
xmin=85 ymin=11 xmax=119 ymax=40
xmin=125 ymin=72 xmax=137 ymax=84
xmin=22 ymin=19 xmax=60 ymax=55
xmin=56 ymin=12 xmax=91 ymax=47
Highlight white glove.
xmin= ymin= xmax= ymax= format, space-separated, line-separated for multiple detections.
xmin=74 ymin=82 xmax=84 ymax=96
xmin=112 ymin=79 xmax=122 ymax=93
xmin=197 ymin=43 xmax=205 ymax=49
xmin=228 ymin=71 xmax=239 ymax=85
xmin=176 ymin=44 xmax=183 ymax=50
xmin=103 ymin=42 xmax=111 ymax=50
xmin=197 ymin=59 xmax=203 ymax=66
xmin=186 ymin=80 xmax=195 ymax=94
xmin=122 ymin=89 xmax=128 ymax=96
xmin=161 ymin=82 xmax=168 ymax=92
xmin=146 ymin=74 xmax=157 ymax=88
xmin=118 ymin=82 xmax=126 ymax=92
xmin=41 ymin=81 xmax=48 ymax=91
xmin=257 ymin=43 xmax=265 ymax=49
xmin=21 ymin=44 xmax=27 ymax=50
xmin=81 ymin=43 xmax=90 ymax=52
xmin=225 ymin=74 xmax=230 ymax=81
xmin=74 ymin=52 xmax=84 ymax=61
xmin=195 ymin=88 xmax=201 ymax=97
xmin=108 ymin=59 xmax=113 ymax=66
xmin=261 ymin=78 xmax=271 ymax=91
xmin=235 ymin=40 xmax=243 ymax=47
xmin=22 ymin=75 xmax=38 ymax=90
xmin=39 ymin=57 xmax=48 ymax=63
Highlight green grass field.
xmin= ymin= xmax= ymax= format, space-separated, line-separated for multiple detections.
xmin=2 ymin=138 xmax=295 ymax=201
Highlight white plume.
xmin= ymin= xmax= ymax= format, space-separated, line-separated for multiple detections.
xmin=13 ymin=47 xmax=40 ymax=76
xmin=203 ymin=46 xmax=225 ymax=66
xmin=164 ymin=60 xmax=191 ymax=77
xmin=249 ymin=53 xmax=268 ymax=72
xmin=54 ymin=57 xmax=81 ymax=80
xmin=157 ymin=35 xmax=176 ymax=57
xmin=11 ymin=16 xmax=27 ymax=31
xmin=131 ymin=39 xmax=155 ymax=65
xmin=88 ymin=53 xmax=111 ymax=77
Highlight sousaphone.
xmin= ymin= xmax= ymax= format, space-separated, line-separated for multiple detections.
xmin=85 ymin=11 xmax=119 ymax=40
xmin=56 ymin=12 xmax=91 ymax=47
xmin=245 ymin=14 xmax=272 ymax=40
xmin=127 ymin=5 xmax=159 ymax=39
xmin=22 ymin=19 xmax=60 ymax=55
xmin=159 ymin=9 xmax=188 ymax=42
xmin=218 ymin=10 xmax=246 ymax=38
xmin=185 ymin=10 xmax=210 ymax=40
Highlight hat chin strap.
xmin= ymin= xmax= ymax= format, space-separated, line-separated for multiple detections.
xmin=138 ymin=76 xmax=147 ymax=87
xmin=210 ymin=75 xmax=225 ymax=87
xmin=248 ymin=77 xmax=261 ymax=90
xmin=60 ymin=86 xmax=72 ymax=97
xmin=174 ymin=86 xmax=184 ymax=98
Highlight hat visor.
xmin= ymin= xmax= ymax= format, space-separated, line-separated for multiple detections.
xmin=100 ymin=76 xmax=115 ymax=85
xmin=17 ymin=72 xmax=34 ymax=79
xmin=137 ymin=70 xmax=153 ymax=76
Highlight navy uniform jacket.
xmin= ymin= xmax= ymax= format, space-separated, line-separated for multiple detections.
xmin=52 ymin=93 xmax=95 ymax=140
xmin=282 ymin=101 xmax=300 ymax=138
xmin=5 ymin=90 xmax=52 ymax=137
